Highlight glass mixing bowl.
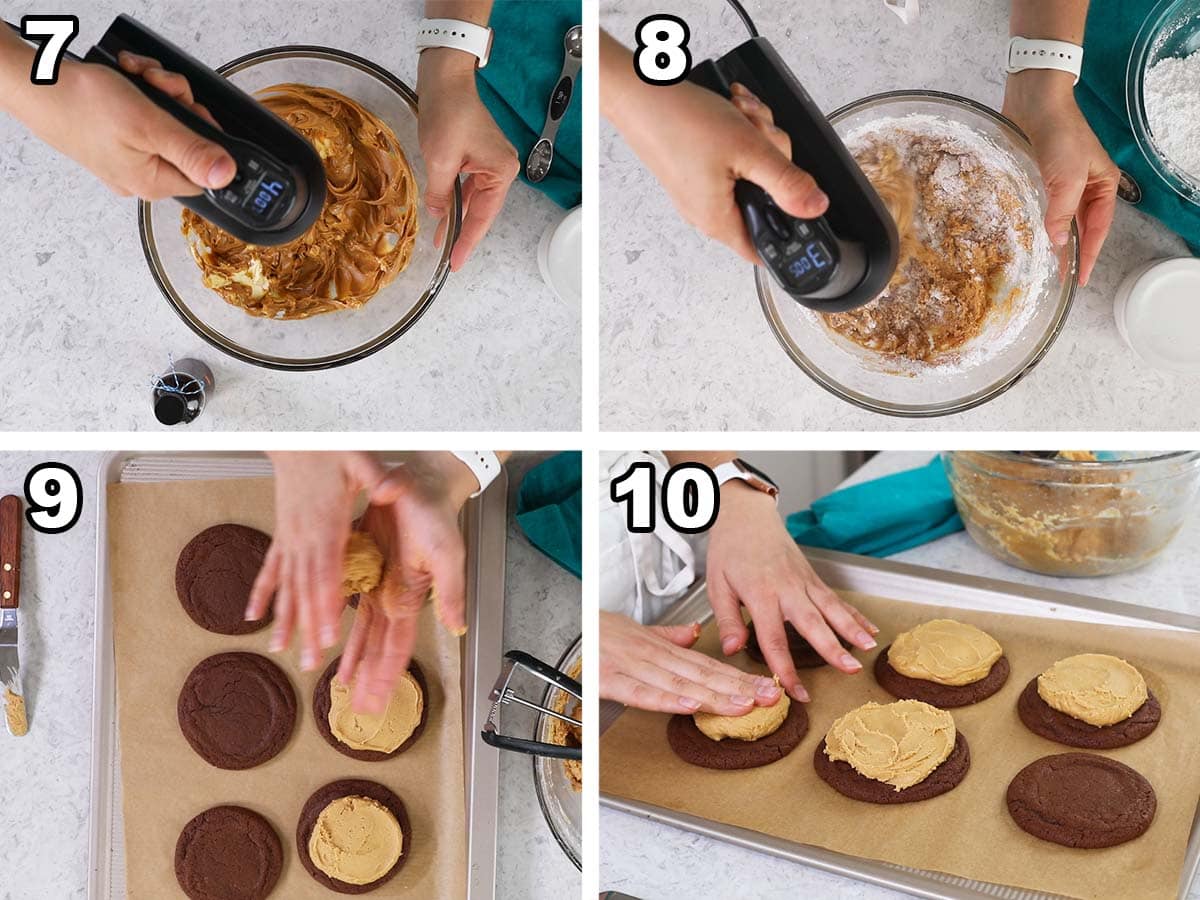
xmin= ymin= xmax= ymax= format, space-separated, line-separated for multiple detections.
xmin=1127 ymin=0 xmax=1200 ymax=204
xmin=944 ymin=451 xmax=1200 ymax=576
xmin=533 ymin=635 xmax=581 ymax=870
xmin=759 ymin=91 xmax=1078 ymax=418
xmin=139 ymin=46 xmax=459 ymax=370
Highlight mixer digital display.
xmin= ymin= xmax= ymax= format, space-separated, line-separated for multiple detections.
xmin=209 ymin=154 xmax=296 ymax=228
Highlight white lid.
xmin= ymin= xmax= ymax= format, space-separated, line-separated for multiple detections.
xmin=1119 ymin=258 xmax=1200 ymax=374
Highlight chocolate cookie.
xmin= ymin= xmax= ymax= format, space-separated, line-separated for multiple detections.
xmin=176 ymin=524 xmax=272 ymax=635
xmin=312 ymin=656 xmax=430 ymax=761
xmin=175 ymin=805 xmax=283 ymax=900
xmin=667 ymin=701 xmax=808 ymax=770
xmin=297 ymin=779 xmax=411 ymax=894
xmin=1007 ymin=753 xmax=1156 ymax=847
xmin=874 ymin=645 xmax=1010 ymax=707
xmin=813 ymin=731 xmax=971 ymax=803
xmin=178 ymin=652 xmax=297 ymax=770
xmin=1016 ymin=677 xmax=1161 ymax=749
xmin=745 ymin=621 xmax=848 ymax=668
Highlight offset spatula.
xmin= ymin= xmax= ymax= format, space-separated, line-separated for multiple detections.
xmin=0 ymin=494 xmax=26 ymax=737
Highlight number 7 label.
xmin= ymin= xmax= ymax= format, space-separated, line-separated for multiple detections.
xmin=20 ymin=15 xmax=80 ymax=86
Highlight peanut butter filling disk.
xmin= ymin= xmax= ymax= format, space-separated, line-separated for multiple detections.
xmin=1037 ymin=653 xmax=1148 ymax=726
xmin=308 ymin=795 xmax=403 ymax=885
xmin=329 ymin=670 xmax=423 ymax=753
xmin=694 ymin=683 xmax=790 ymax=742
xmin=342 ymin=530 xmax=383 ymax=596
xmin=183 ymin=83 xmax=418 ymax=319
xmin=824 ymin=699 xmax=955 ymax=790
xmin=887 ymin=618 xmax=1003 ymax=686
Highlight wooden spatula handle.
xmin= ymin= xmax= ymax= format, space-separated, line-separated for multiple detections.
xmin=0 ymin=495 xmax=22 ymax=610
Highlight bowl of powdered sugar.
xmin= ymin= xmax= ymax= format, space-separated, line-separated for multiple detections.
xmin=1129 ymin=0 xmax=1200 ymax=203
xmin=758 ymin=91 xmax=1077 ymax=418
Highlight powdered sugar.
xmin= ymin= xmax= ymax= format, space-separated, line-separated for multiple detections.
xmin=815 ymin=113 xmax=1054 ymax=375
xmin=1144 ymin=51 xmax=1200 ymax=182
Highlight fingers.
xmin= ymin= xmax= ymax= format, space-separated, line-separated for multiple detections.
xmin=604 ymin=671 xmax=708 ymax=714
xmin=706 ymin=577 xmax=749 ymax=657
xmin=1077 ymin=179 xmax=1118 ymax=287
xmin=749 ymin=609 xmax=807 ymax=701
xmin=295 ymin=554 xmax=321 ymax=671
xmin=144 ymin=107 xmax=236 ymax=195
xmin=345 ymin=452 xmax=388 ymax=494
xmin=647 ymin=622 xmax=702 ymax=649
xmin=1042 ymin=170 xmax=1086 ymax=250
xmin=428 ymin=540 xmax=467 ymax=636
xmin=451 ymin=174 xmax=515 ymax=271
xmin=806 ymin=581 xmax=876 ymax=651
xmin=246 ymin=547 xmax=281 ymax=621
xmin=738 ymin=142 xmax=828 ymax=221
xmin=312 ymin=538 xmax=345 ymax=650
xmin=729 ymin=83 xmax=791 ymax=159
xmin=423 ymin=157 xmax=461 ymax=222
xmin=634 ymin=662 xmax=761 ymax=716
xmin=337 ymin=599 xmax=374 ymax=685
xmin=269 ymin=555 xmax=296 ymax=653
xmin=354 ymin=615 xmax=417 ymax=714
xmin=655 ymin=645 xmax=782 ymax=707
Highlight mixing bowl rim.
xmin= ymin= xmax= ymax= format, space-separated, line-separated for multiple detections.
xmin=943 ymin=449 xmax=1200 ymax=486
xmin=757 ymin=89 xmax=1079 ymax=418
xmin=533 ymin=633 xmax=582 ymax=871
xmin=139 ymin=43 xmax=460 ymax=372
xmin=1125 ymin=0 xmax=1200 ymax=203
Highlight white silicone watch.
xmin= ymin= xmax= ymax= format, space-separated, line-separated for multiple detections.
xmin=452 ymin=451 xmax=502 ymax=497
xmin=711 ymin=458 xmax=780 ymax=504
xmin=1006 ymin=37 xmax=1084 ymax=85
xmin=416 ymin=18 xmax=494 ymax=69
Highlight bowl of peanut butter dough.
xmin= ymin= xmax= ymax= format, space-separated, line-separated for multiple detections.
xmin=140 ymin=46 xmax=459 ymax=370
xmin=760 ymin=91 xmax=1078 ymax=418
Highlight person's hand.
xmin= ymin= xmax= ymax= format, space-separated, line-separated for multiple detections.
xmin=3 ymin=49 xmax=236 ymax=200
xmin=599 ymin=611 xmax=784 ymax=715
xmin=1003 ymin=70 xmax=1119 ymax=287
xmin=705 ymin=483 xmax=878 ymax=702
xmin=603 ymin=65 xmax=828 ymax=263
xmin=246 ymin=452 xmax=388 ymax=670
xmin=336 ymin=452 xmax=477 ymax=713
xmin=417 ymin=49 xmax=520 ymax=271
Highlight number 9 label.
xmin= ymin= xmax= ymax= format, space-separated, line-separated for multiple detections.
xmin=634 ymin=15 xmax=692 ymax=85
xmin=24 ymin=462 xmax=82 ymax=534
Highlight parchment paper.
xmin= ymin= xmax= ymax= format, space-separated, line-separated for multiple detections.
xmin=108 ymin=477 xmax=467 ymax=899
xmin=600 ymin=591 xmax=1200 ymax=900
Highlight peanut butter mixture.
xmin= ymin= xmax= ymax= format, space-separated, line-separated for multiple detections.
xmin=183 ymin=83 xmax=418 ymax=319
xmin=824 ymin=129 xmax=1033 ymax=362
xmin=4 ymin=688 xmax=27 ymax=736
xmin=549 ymin=658 xmax=582 ymax=792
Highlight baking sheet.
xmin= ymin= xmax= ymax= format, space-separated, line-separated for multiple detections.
xmin=600 ymin=579 xmax=1200 ymax=900
xmin=106 ymin=474 xmax=467 ymax=898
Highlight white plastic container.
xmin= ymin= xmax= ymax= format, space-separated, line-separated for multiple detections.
xmin=1114 ymin=257 xmax=1200 ymax=373
xmin=538 ymin=205 xmax=582 ymax=306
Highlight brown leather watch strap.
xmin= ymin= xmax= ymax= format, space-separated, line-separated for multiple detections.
xmin=0 ymin=495 xmax=22 ymax=610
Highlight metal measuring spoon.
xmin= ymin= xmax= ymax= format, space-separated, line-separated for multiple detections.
xmin=526 ymin=24 xmax=582 ymax=183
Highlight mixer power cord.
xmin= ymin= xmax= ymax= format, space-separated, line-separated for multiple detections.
xmin=724 ymin=0 xmax=759 ymax=37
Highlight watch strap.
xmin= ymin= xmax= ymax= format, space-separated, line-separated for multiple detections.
xmin=452 ymin=451 xmax=501 ymax=497
xmin=1006 ymin=37 xmax=1083 ymax=85
xmin=417 ymin=18 xmax=493 ymax=68
xmin=711 ymin=459 xmax=779 ymax=503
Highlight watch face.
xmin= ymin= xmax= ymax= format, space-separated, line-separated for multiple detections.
xmin=734 ymin=458 xmax=779 ymax=491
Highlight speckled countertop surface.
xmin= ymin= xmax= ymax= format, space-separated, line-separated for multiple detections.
xmin=1 ymin=1 xmax=579 ymax=431
xmin=600 ymin=450 xmax=1200 ymax=900
xmin=600 ymin=0 xmax=1196 ymax=431
xmin=0 ymin=451 xmax=580 ymax=899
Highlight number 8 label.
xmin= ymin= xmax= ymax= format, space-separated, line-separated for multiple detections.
xmin=634 ymin=15 xmax=692 ymax=85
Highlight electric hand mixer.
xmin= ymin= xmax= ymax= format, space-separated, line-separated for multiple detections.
xmin=689 ymin=3 xmax=900 ymax=312
xmin=7 ymin=14 xmax=326 ymax=246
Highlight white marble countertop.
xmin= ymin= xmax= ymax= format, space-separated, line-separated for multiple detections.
xmin=599 ymin=0 xmax=1196 ymax=431
xmin=0 ymin=451 xmax=580 ymax=899
xmin=1 ymin=1 xmax=579 ymax=431
xmin=600 ymin=449 xmax=1200 ymax=900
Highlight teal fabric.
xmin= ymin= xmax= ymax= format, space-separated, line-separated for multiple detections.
xmin=516 ymin=451 xmax=582 ymax=578
xmin=1077 ymin=0 xmax=1200 ymax=253
xmin=477 ymin=0 xmax=582 ymax=208
xmin=786 ymin=458 xmax=963 ymax=558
